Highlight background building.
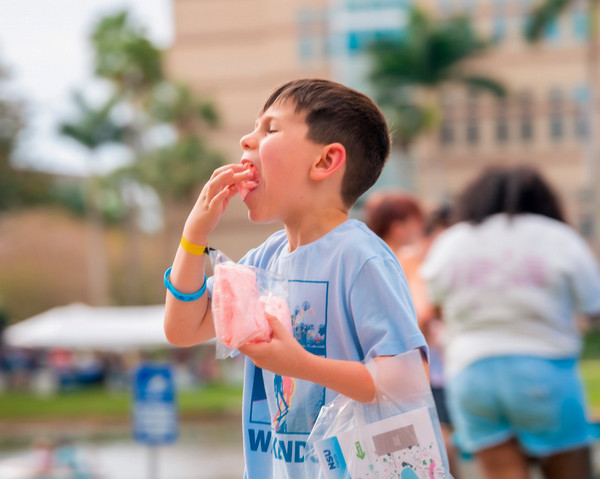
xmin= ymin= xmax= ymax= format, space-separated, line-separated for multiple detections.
xmin=165 ymin=0 xmax=598 ymax=254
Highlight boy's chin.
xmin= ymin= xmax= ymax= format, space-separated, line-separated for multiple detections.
xmin=246 ymin=207 xmax=277 ymax=224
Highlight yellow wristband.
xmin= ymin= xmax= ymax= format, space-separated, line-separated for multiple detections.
xmin=180 ymin=235 xmax=209 ymax=256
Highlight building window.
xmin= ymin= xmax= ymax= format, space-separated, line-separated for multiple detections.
xmin=495 ymin=99 xmax=509 ymax=143
xmin=545 ymin=19 xmax=561 ymax=44
xmin=492 ymin=0 xmax=507 ymax=42
xmin=440 ymin=120 xmax=454 ymax=145
xmin=519 ymin=0 xmax=535 ymax=30
xmin=574 ymin=85 xmax=589 ymax=139
xmin=518 ymin=91 xmax=534 ymax=142
xmin=439 ymin=91 xmax=454 ymax=145
xmin=549 ymin=89 xmax=564 ymax=141
xmin=465 ymin=89 xmax=479 ymax=145
xmin=572 ymin=6 xmax=587 ymax=41
xmin=466 ymin=120 xmax=478 ymax=144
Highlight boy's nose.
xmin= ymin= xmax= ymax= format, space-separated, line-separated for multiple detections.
xmin=240 ymin=133 xmax=258 ymax=150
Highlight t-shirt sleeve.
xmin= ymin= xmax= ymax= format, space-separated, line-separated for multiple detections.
xmin=348 ymin=256 xmax=427 ymax=361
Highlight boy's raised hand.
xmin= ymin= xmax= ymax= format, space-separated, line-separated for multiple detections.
xmin=239 ymin=314 xmax=308 ymax=378
xmin=184 ymin=164 xmax=254 ymax=239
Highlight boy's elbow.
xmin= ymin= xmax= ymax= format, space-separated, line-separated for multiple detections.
xmin=164 ymin=327 xmax=182 ymax=347
xmin=164 ymin=325 xmax=191 ymax=347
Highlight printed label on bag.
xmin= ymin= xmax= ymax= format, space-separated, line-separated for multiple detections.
xmin=314 ymin=407 xmax=444 ymax=479
xmin=314 ymin=436 xmax=349 ymax=478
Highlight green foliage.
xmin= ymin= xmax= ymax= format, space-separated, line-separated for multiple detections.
xmin=368 ymin=7 xmax=506 ymax=147
xmin=58 ymin=10 xmax=224 ymax=220
xmin=524 ymin=0 xmax=572 ymax=41
xmin=581 ymin=360 xmax=600 ymax=416
xmin=583 ymin=327 xmax=600 ymax=359
xmin=150 ymin=82 xmax=219 ymax=130
xmin=370 ymin=10 xmax=490 ymax=87
xmin=0 ymin=168 xmax=55 ymax=211
xmin=0 ymin=383 xmax=243 ymax=421
xmin=0 ymin=67 xmax=55 ymax=211
xmin=60 ymin=92 xmax=128 ymax=150
xmin=49 ymin=182 xmax=87 ymax=217
xmin=131 ymin=137 xmax=223 ymax=200
xmin=91 ymin=11 xmax=163 ymax=92
xmin=85 ymin=11 xmax=222 ymax=202
xmin=383 ymin=102 xmax=438 ymax=150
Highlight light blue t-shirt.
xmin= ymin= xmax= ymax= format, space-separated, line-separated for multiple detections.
xmin=210 ymin=219 xmax=426 ymax=479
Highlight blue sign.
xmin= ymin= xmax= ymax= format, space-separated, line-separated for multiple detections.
xmin=132 ymin=364 xmax=178 ymax=445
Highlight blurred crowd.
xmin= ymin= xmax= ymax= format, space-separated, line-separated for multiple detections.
xmin=364 ymin=164 xmax=600 ymax=479
xmin=0 ymin=343 xmax=229 ymax=396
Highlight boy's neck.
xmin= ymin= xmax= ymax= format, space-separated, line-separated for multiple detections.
xmin=284 ymin=207 xmax=349 ymax=252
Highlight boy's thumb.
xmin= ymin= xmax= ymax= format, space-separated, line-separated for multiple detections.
xmin=266 ymin=312 xmax=281 ymax=330
xmin=265 ymin=312 xmax=292 ymax=336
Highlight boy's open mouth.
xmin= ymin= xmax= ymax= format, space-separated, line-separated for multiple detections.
xmin=238 ymin=162 xmax=259 ymax=200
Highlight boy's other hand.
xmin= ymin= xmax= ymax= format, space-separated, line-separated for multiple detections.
xmin=239 ymin=314 xmax=307 ymax=377
xmin=185 ymin=164 xmax=255 ymax=240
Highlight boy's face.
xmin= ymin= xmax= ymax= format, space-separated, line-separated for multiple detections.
xmin=239 ymin=99 xmax=324 ymax=223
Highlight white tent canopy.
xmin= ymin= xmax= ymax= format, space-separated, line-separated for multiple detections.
xmin=4 ymin=303 xmax=172 ymax=351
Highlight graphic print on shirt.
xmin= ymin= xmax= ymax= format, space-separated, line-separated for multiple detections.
xmin=252 ymin=279 xmax=328 ymax=435
xmin=272 ymin=374 xmax=297 ymax=432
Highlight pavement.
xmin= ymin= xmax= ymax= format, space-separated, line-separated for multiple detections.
xmin=0 ymin=419 xmax=598 ymax=479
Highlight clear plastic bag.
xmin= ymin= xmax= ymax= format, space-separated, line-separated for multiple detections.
xmin=209 ymin=249 xmax=291 ymax=359
xmin=303 ymin=349 xmax=453 ymax=478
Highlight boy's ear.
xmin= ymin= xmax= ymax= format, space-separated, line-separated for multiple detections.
xmin=310 ymin=143 xmax=346 ymax=181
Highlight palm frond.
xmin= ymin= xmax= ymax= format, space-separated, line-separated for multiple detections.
xmin=454 ymin=75 xmax=507 ymax=98
xmin=524 ymin=0 xmax=572 ymax=42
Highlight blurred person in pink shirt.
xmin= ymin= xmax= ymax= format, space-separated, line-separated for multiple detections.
xmin=421 ymin=165 xmax=600 ymax=479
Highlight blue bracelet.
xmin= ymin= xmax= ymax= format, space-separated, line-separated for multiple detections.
xmin=164 ymin=267 xmax=207 ymax=302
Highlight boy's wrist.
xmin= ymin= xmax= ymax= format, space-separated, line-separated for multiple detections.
xmin=180 ymin=236 xmax=212 ymax=256
xmin=182 ymin=225 xmax=209 ymax=247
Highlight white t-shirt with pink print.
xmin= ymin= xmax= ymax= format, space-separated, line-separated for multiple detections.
xmin=421 ymin=213 xmax=600 ymax=378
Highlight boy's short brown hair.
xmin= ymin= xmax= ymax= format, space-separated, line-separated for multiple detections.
xmin=261 ymin=79 xmax=391 ymax=208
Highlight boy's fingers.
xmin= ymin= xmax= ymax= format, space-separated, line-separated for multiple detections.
xmin=209 ymin=186 xmax=234 ymax=209
xmin=209 ymin=163 xmax=244 ymax=179
xmin=204 ymin=167 xmax=254 ymax=202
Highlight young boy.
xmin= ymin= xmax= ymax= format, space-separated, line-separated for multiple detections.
xmin=164 ymin=79 xmax=427 ymax=478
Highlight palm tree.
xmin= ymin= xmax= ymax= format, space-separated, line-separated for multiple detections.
xmin=0 ymin=63 xmax=54 ymax=211
xmin=525 ymin=0 xmax=600 ymax=253
xmin=89 ymin=11 xmax=165 ymax=303
xmin=126 ymin=82 xmax=223 ymax=264
xmin=88 ymin=11 xmax=225 ymax=300
xmin=60 ymin=92 xmax=128 ymax=306
xmin=368 ymin=8 xmax=506 ymax=194
xmin=91 ymin=11 xmax=162 ymax=97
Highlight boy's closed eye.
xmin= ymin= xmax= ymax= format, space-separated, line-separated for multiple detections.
xmin=265 ymin=121 xmax=278 ymax=133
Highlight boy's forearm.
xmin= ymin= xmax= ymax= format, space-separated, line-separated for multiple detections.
xmin=297 ymin=354 xmax=376 ymax=403
xmin=164 ymin=244 xmax=214 ymax=347
xmin=300 ymin=353 xmax=429 ymax=403
xmin=164 ymin=163 xmax=253 ymax=346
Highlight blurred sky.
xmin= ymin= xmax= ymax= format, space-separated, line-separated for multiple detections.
xmin=0 ymin=0 xmax=173 ymax=176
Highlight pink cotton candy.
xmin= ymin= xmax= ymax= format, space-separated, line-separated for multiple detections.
xmin=238 ymin=163 xmax=259 ymax=200
xmin=212 ymin=262 xmax=271 ymax=349
xmin=259 ymin=295 xmax=293 ymax=334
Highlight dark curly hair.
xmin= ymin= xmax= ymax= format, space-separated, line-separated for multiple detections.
xmin=455 ymin=165 xmax=566 ymax=224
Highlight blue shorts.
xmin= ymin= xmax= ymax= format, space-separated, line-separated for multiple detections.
xmin=447 ymin=356 xmax=594 ymax=457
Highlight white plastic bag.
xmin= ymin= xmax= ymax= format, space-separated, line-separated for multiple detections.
xmin=210 ymin=249 xmax=291 ymax=359
xmin=303 ymin=349 xmax=453 ymax=478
